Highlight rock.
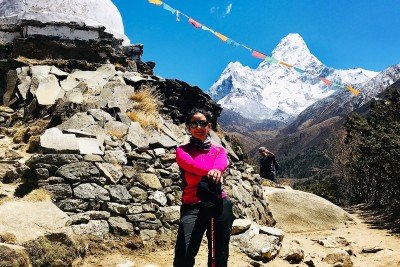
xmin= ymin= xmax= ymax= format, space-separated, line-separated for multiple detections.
xmin=122 ymin=166 xmax=136 ymax=178
xmin=104 ymin=120 xmax=129 ymax=138
xmin=56 ymin=162 xmax=100 ymax=182
xmin=57 ymin=112 xmax=96 ymax=131
xmin=26 ymin=154 xmax=82 ymax=167
xmin=318 ymin=236 xmax=350 ymax=248
xmin=263 ymin=188 xmax=354 ymax=232
xmin=232 ymin=219 xmax=253 ymax=235
xmin=136 ymin=173 xmax=162 ymax=190
xmin=108 ymin=216 xmax=134 ymax=235
xmin=83 ymin=154 xmax=103 ymax=162
xmin=160 ymin=153 xmax=176 ymax=163
xmin=43 ymin=184 xmax=72 ymax=200
xmin=116 ymin=261 xmax=135 ymax=267
xmin=159 ymin=205 xmax=180 ymax=224
xmin=323 ymin=249 xmax=353 ymax=267
xmin=0 ymin=201 xmax=72 ymax=243
xmin=148 ymin=191 xmax=167 ymax=206
xmin=362 ymin=247 xmax=384 ymax=253
xmin=126 ymin=122 xmax=149 ymax=149
xmin=106 ymin=203 xmax=129 ymax=214
xmin=56 ymin=199 xmax=88 ymax=212
xmin=69 ymin=64 xmax=116 ymax=91
xmin=17 ymin=76 xmax=32 ymax=100
xmin=104 ymin=150 xmax=128 ymax=165
xmin=284 ymin=246 xmax=304 ymax=264
xmin=88 ymin=109 xmax=114 ymax=122
xmin=3 ymin=70 xmax=18 ymax=106
xmin=95 ymin=162 xmax=123 ymax=184
xmin=129 ymin=187 xmax=148 ymax=203
xmin=73 ymin=183 xmax=110 ymax=201
xmin=60 ymin=76 xmax=82 ymax=92
xmin=84 ymin=124 xmax=111 ymax=145
xmin=30 ymin=65 xmax=51 ymax=77
xmin=77 ymin=137 xmax=103 ymax=155
xmin=40 ymin=127 xmax=79 ymax=154
xmin=140 ymin=229 xmax=157 ymax=244
xmin=50 ymin=65 xmax=69 ymax=77
xmin=241 ymin=234 xmax=281 ymax=262
xmin=34 ymin=74 xmax=62 ymax=105
xmin=107 ymin=85 xmax=135 ymax=112
xmin=149 ymin=129 xmax=178 ymax=148
xmin=106 ymin=185 xmax=132 ymax=203
xmin=259 ymin=226 xmax=284 ymax=241
xmin=71 ymin=220 xmax=109 ymax=236
xmin=65 ymin=87 xmax=84 ymax=104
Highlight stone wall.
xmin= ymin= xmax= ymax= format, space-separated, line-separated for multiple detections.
xmin=1 ymin=63 xmax=275 ymax=240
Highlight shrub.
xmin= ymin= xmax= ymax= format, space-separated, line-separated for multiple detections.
xmin=127 ymin=85 xmax=161 ymax=130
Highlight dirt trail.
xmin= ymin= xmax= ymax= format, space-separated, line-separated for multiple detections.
xmin=82 ymin=209 xmax=400 ymax=267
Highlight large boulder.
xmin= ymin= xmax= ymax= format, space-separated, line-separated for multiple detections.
xmin=0 ymin=201 xmax=72 ymax=243
xmin=263 ymin=187 xmax=354 ymax=232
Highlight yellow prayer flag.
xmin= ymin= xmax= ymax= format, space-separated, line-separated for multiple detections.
xmin=279 ymin=61 xmax=293 ymax=68
xmin=148 ymin=0 xmax=162 ymax=6
xmin=214 ymin=32 xmax=228 ymax=42
xmin=346 ymin=85 xmax=360 ymax=96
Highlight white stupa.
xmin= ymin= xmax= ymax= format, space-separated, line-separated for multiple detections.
xmin=0 ymin=0 xmax=130 ymax=44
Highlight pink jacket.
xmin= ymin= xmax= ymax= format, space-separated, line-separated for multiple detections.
xmin=176 ymin=143 xmax=229 ymax=204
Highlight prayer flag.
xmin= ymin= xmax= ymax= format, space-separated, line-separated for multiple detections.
xmin=252 ymin=50 xmax=266 ymax=60
xmin=279 ymin=61 xmax=293 ymax=68
xmin=320 ymin=77 xmax=333 ymax=86
xmin=162 ymin=3 xmax=175 ymax=14
xmin=333 ymin=82 xmax=345 ymax=89
xmin=294 ymin=67 xmax=305 ymax=74
xmin=176 ymin=10 xmax=180 ymax=21
xmin=201 ymin=25 xmax=214 ymax=33
xmin=227 ymin=39 xmax=240 ymax=47
xmin=189 ymin=18 xmax=202 ymax=28
xmin=265 ymin=56 xmax=279 ymax=64
xmin=214 ymin=32 xmax=228 ymax=42
xmin=148 ymin=0 xmax=162 ymax=6
xmin=346 ymin=85 xmax=360 ymax=96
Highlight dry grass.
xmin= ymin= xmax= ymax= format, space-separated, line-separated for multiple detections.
xmin=23 ymin=189 xmax=52 ymax=202
xmin=127 ymin=86 xmax=162 ymax=130
xmin=16 ymin=56 xmax=68 ymax=66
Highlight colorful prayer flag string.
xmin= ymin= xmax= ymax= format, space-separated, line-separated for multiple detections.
xmin=147 ymin=0 xmax=361 ymax=96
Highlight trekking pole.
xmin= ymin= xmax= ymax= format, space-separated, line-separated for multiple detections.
xmin=211 ymin=217 xmax=216 ymax=267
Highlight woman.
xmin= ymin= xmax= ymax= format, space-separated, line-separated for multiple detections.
xmin=173 ymin=108 xmax=234 ymax=267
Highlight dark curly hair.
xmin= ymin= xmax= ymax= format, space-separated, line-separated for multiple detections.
xmin=185 ymin=108 xmax=213 ymax=125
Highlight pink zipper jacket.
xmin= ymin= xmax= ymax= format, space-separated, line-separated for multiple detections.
xmin=176 ymin=143 xmax=229 ymax=204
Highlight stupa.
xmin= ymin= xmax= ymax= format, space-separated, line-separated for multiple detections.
xmin=0 ymin=0 xmax=130 ymax=44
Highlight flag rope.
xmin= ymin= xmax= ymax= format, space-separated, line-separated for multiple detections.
xmin=148 ymin=0 xmax=360 ymax=96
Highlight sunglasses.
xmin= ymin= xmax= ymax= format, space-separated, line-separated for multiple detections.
xmin=188 ymin=120 xmax=209 ymax=128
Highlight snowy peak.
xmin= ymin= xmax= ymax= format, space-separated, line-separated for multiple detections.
xmin=260 ymin=33 xmax=323 ymax=70
xmin=209 ymin=33 xmax=379 ymax=123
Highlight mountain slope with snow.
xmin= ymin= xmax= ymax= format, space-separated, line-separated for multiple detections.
xmin=209 ymin=33 xmax=378 ymax=123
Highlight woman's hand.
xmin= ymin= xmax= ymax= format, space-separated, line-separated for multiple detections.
xmin=207 ymin=169 xmax=223 ymax=184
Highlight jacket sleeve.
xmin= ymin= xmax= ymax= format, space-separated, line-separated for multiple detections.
xmin=176 ymin=146 xmax=210 ymax=176
xmin=212 ymin=147 xmax=229 ymax=172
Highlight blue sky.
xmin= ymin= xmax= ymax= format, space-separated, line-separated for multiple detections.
xmin=113 ymin=0 xmax=400 ymax=91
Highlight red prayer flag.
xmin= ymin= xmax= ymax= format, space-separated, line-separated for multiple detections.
xmin=320 ymin=77 xmax=333 ymax=86
xmin=251 ymin=50 xmax=266 ymax=60
xmin=188 ymin=18 xmax=202 ymax=28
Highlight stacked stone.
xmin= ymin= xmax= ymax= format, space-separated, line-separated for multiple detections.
xmin=1 ymin=63 xmax=275 ymax=239
xmin=24 ymin=126 xmax=274 ymax=237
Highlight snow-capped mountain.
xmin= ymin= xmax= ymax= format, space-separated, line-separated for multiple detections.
xmin=208 ymin=33 xmax=378 ymax=123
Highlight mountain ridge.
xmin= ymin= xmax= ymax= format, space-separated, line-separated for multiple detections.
xmin=209 ymin=33 xmax=378 ymax=124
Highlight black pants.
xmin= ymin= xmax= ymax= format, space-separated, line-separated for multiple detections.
xmin=173 ymin=198 xmax=234 ymax=267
